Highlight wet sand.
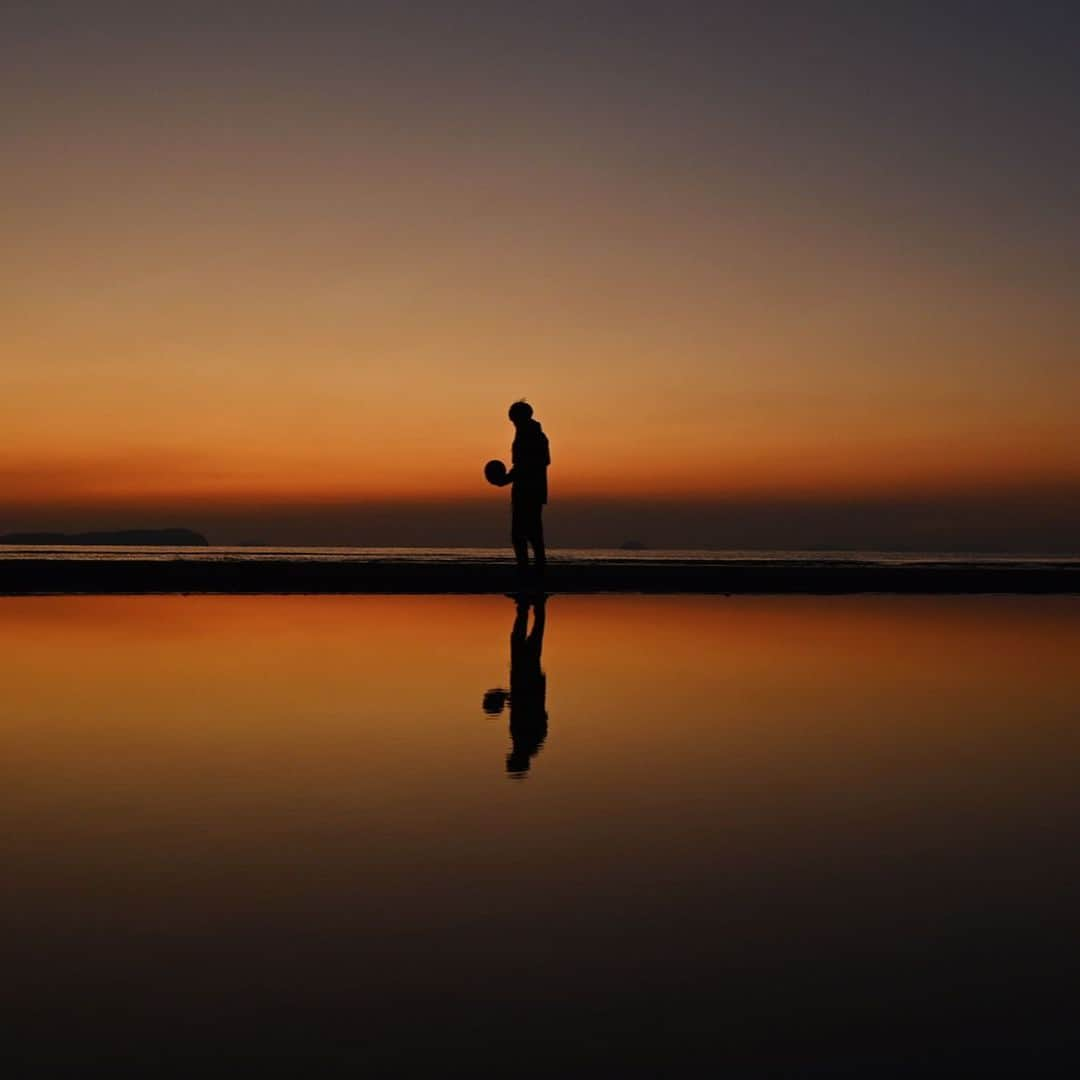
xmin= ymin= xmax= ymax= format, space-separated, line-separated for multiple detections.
xmin=2 ymin=555 xmax=1077 ymax=594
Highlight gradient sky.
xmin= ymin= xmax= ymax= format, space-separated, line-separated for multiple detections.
xmin=4 ymin=2 xmax=1079 ymax=548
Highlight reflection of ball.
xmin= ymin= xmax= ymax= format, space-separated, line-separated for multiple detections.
xmin=483 ymin=688 xmax=509 ymax=715
xmin=484 ymin=459 xmax=508 ymax=486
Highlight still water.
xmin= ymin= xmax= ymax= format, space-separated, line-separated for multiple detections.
xmin=3 ymin=595 xmax=1078 ymax=1072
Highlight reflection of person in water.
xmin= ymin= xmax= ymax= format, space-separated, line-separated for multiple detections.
xmin=483 ymin=595 xmax=548 ymax=778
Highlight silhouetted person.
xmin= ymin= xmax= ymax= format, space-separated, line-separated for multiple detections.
xmin=482 ymin=595 xmax=548 ymax=778
xmin=505 ymin=400 xmax=550 ymax=577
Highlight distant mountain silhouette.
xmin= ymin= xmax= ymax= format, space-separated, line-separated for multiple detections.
xmin=0 ymin=528 xmax=209 ymax=546
xmin=619 ymin=539 xmax=648 ymax=550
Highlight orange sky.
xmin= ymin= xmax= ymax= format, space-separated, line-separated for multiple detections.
xmin=4 ymin=6 xmax=1078 ymax=547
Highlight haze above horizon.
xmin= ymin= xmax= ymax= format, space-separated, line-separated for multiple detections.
xmin=5 ymin=3 xmax=1078 ymax=550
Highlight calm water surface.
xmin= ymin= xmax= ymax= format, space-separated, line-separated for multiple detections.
xmin=1 ymin=544 xmax=1075 ymax=564
xmin=3 ymin=595 xmax=1078 ymax=1072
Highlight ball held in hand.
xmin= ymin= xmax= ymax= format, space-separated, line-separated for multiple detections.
xmin=484 ymin=459 xmax=508 ymax=486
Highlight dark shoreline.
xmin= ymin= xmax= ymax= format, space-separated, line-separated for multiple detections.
xmin=2 ymin=556 xmax=1078 ymax=595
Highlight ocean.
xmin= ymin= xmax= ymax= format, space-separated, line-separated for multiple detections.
xmin=0 ymin=544 xmax=1075 ymax=564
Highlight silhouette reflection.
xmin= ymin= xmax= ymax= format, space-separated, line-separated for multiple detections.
xmin=483 ymin=595 xmax=548 ymax=778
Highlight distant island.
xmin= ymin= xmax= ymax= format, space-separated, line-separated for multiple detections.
xmin=619 ymin=539 xmax=648 ymax=550
xmin=0 ymin=528 xmax=209 ymax=546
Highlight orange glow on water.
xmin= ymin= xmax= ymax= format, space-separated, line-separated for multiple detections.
xmin=4 ymin=594 xmax=1080 ymax=1066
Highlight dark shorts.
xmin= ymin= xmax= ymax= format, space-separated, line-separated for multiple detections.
xmin=511 ymin=500 xmax=544 ymax=541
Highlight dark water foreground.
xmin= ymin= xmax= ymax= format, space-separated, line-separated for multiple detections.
xmin=3 ymin=594 xmax=1079 ymax=1073
xmin=2 ymin=552 xmax=1078 ymax=594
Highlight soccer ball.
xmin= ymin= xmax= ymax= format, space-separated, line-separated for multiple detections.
xmin=484 ymin=459 xmax=508 ymax=486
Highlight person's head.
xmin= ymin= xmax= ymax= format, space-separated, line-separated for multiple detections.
xmin=505 ymin=750 xmax=531 ymax=777
xmin=508 ymin=399 xmax=533 ymax=427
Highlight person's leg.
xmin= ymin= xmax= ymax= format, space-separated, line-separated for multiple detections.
xmin=511 ymin=502 xmax=530 ymax=571
xmin=531 ymin=510 xmax=546 ymax=575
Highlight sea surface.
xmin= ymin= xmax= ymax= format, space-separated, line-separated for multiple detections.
xmin=0 ymin=543 xmax=1075 ymax=565
xmin=4 ymin=594 xmax=1079 ymax=1072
